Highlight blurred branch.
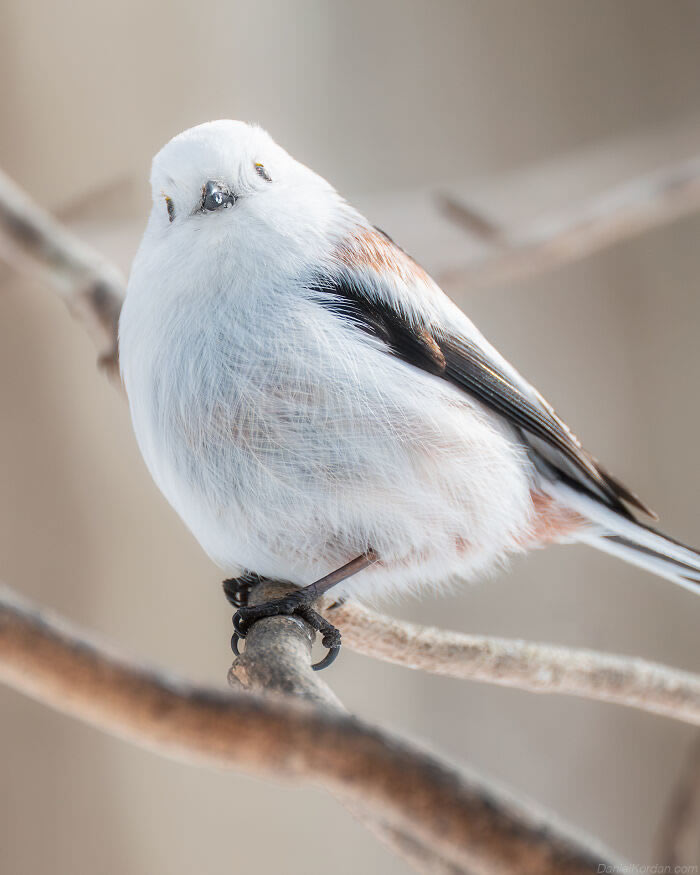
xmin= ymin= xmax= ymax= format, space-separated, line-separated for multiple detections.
xmin=439 ymin=154 xmax=700 ymax=287
xmin=656 ymin=734 xmax=700 ymax=868
xmin=0 ymin=583 xmax=613 ymax=875
xmin=0 ymin=167 xmax=124 ymax=377
xmin=330 ymin=601 xmax=700 ymax=726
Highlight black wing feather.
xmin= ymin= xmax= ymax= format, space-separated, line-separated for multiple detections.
xmin=311 ymin=269 xmax=653 ymax=520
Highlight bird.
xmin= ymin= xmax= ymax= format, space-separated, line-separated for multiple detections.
xmin=119 ymin=119 xmax=699 ymax=669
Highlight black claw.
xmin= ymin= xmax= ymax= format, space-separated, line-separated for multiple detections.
xmin=321 ymin=628 xmax=341 ymax=649
xmin=312 ymin=643 xmax=340 ymax=671
xmin=227 ymin=591 xmax=342 ymax=670
xmin=313 ymin=623 xmax=341 ymax=670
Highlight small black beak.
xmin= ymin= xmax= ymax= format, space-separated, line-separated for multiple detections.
xmin=203 ymin=180 xmax=236 ymax=211
xmin=205 ymin=180 xmax=223 ymax=201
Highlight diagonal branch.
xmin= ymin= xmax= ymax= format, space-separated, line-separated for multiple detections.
xmin=438 ymin=153 xmax=700 ymax=288
xmin=0 ymin=167 xmax=124 ymax=377
xmin=0 ymin=582 xmax=614 ymax=875
xmin=330 ymin=601 xmax=700 ymax=726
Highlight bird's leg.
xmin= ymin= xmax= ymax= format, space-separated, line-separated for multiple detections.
xmin=229 ymin=552 xmax=375 ymax=671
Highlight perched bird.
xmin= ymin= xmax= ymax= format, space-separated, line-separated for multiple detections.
xmin=120 ymin=120 xmax=699 ymax=668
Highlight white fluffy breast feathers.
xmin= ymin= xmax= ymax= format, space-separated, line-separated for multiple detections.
xmin=146 ymin=120 xmax=344 ymax=258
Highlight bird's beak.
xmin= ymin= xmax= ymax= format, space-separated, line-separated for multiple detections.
xmin=204 ymin=180 xmax=236 ymax=209
xmin=205 ymin=180 xmax=223 ymax=200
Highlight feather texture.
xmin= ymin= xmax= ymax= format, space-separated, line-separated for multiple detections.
xmin=119 ymin=120 xmax=698 ymax=603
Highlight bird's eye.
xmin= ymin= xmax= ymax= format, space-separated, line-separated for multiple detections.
xmin=202 ymin=180 xmax=236 ymax=212
xmin=163 ymin=195 xmax=175 ymax=222
xmin=254 ymin=163 xmax=272 ymax=182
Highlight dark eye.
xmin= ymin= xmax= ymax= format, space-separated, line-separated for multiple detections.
xmin=164 ymin=195 xmax=175 ymax=222
xmin=203 ymin=180 xmax=236 ymax=212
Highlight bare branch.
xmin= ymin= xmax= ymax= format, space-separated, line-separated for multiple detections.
xmin=342 ymin=800 xmax=473 ymax=875
xmin=0 ymin=583 xmax=614 ymax=875
xmin=439 ymin=155 xmax=700 ymax=288
xmin=331 ymin=601 xmax=700 ymax=726
xmin=436 ymin=193 xmax=503 ymax=242
xmin=656 ymin=734 xmax=700 ymax=867
xmin=0 ymin=167 xmax=124 ymax=377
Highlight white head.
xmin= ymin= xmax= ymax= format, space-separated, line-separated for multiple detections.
xmin=146 ymin=120 xmax=347 ymax=266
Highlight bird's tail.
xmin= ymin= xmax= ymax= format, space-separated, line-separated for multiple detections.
xmin=551 ymin=482 xmax=700 ymax=594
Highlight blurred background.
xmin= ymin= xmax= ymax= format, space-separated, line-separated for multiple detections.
xmin=1 ymin=1 xmax=699 ymax=872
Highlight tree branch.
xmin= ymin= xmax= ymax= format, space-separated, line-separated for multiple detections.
xmin=329 ymin=601 xmax=700 ymax=726
xmin=439 ymin=153 xmax=700 ymax=288
xmin=0 ymin=583 xmax=614 ymax=875
xmin=0 ymin=167 xmax=124 ymax=377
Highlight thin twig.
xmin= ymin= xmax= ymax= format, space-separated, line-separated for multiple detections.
xmin=440 ymin=154 xmax=700 ymax=287
xmin=0 ymin=583 xmax=614 ymax=875
xmin=435 ymin=193 xmax=503 ymax=242
xmin=330 ymin=601 xmax=700 ymax=726
xmin=656 ymin=734 xmax=700 ymax=867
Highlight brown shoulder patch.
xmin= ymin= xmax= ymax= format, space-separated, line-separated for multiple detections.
xmin=334 ymin=226 xmax=431 ymax=287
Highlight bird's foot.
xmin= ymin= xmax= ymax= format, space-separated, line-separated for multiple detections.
xmin=232 ymin=588 xmax=342 ymax=671
xmin=222 ymin=572 xmax=266 ymax=609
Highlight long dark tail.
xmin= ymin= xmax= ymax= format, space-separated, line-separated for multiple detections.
xmin=553 ymin=482 xmax=700 ymax=594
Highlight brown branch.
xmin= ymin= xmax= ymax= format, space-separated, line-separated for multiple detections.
xmin=0 ymin=582 xmax=614 ymax=875
xmin=0 ymin=167 xmax=124 ymax=377
xmin=439 ymin=154 xmax=700 ymax=287
xmin=436 ymin=193 xmax=503 ymax=242
xmin=342 ymin=801 xmax=472 ymax=875
xmin=331 ymin=601 xmax=700 ymax=726
xmin=656 ymin=734 xmax=700 ymax=868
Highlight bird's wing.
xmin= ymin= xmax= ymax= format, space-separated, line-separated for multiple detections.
xmin=307 ymin=224 xmax=653 ymax=519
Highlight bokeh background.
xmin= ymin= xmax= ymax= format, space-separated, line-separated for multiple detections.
xmin=1 ymin=1 xmax=699 ymax=872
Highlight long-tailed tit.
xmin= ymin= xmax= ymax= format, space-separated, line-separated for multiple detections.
xmin=119 ymin=120 xmax=699 ymax=668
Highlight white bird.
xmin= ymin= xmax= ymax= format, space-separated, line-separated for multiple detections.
xmin=120 ymin=119 xmax=699 ymax=668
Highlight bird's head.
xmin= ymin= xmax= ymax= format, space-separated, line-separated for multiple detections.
xmin=147 ymin=120 xmax=344 ymax=263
